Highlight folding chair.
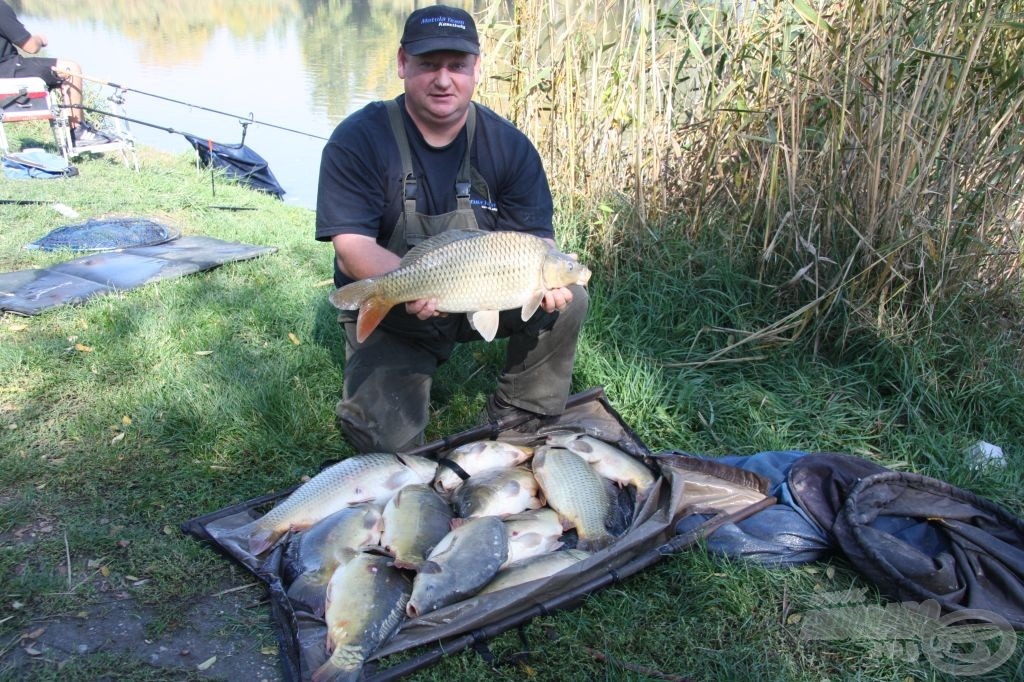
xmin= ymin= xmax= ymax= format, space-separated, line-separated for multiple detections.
xmin=0 ymin=76 xmax=138 ymax=170
xmin=0 ymin=76 xmax=72 ymax=158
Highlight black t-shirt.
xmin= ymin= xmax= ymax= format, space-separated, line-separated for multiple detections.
xmin=315 ymin=95 xmax=554 ymax=286
xmin=0 ymin=1 xmax=30 ymax=63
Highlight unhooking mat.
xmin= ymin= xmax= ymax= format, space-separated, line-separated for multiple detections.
xmin=182 ymin=387 xmax=775 ymax=682
xmin=0 ymin=235 xmax=277 ymax=315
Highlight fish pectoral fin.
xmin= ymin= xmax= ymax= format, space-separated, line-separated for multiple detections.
xmin=520 ymin=291 xmax=545 ymax=321
xmin=470 ymin=310 xmax=500 ymax=342
xmin=356 ymin=297 xmax=394 ymax=343
xmin=418 ymin=560 xmax=443 ymax=575
xmin=516 ymin=532 xmax=544 ymax=548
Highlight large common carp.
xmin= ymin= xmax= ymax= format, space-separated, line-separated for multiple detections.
xmin=284 ymin=503 xmax=384 ymax=615
xmin=380 ymin=484 xmax=454 ymax=571
xmin=406 ymin=515 xmax=508 ymax=618
xmin=235 ymin=453 xmax=437 ymax=555
xmin=532 ymin=446 xmax=615 ymax=551
xmin=545 ymin=433 xmax=656 ymax=505
xmin=311 ymin=552 xmax=410 ymax=682
xmin=433 ymin=440 xmax=534 ymax=494
xmin=328 ymin=229 xmax=592 ymax=343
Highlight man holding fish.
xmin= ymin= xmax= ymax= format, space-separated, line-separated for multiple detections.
xmin=316 ymin=5 xmax=589 ymax=453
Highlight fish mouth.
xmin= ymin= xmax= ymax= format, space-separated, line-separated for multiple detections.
xmin=578 ymin=268 xmax=593 ymax=286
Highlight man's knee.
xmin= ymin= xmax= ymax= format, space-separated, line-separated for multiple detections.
xmin=336 ymin=401 xmax=421 ymax=453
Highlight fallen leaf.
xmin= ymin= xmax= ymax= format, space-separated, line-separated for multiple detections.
xmin=787 ymin=613 xmax=803 ymax=625
xmin=288 ymin=332 xmax=301 ymax=345
xmin=8 ymin=323 xmax=27 ymax=332
xmin=74 ymin=343 xmax=93 ymax=352
xmin=125 ymin=575 xmax=140 ymax=582
xmin=194 ymin=350 xmax=214 ymax=356
xmin=197 ymin=656 xmax=217 ymax=671
xmin=826 ymin=565 xmax=835 ymax=579
xmin=260 ymin=646 xmax=277 ymax=656
xmin=162 ymin=525 xmax=174 ymax=535
xmin=111 ymin=432 xmax=126 ymax=445
xmin=100 ymin=566 xmax=110 ymax=577
xmin=121 ymin=415 xmax=132 ymax=426
xmin=24 ymin=627 xmax=45 ymax=640
xmin=23 ymin=645 xmax=43 ymax=656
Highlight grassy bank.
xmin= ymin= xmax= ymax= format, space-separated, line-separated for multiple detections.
xmin=1 ymin=126 xmax=1021 ymax=679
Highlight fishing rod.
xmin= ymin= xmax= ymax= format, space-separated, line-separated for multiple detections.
xmin=64 ymin=103 xmax=194 ymax=137
xmin=55 ymin=69 xmax=329 ymax=141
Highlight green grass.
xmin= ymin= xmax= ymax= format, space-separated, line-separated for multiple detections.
xmin=2 ymin=126 xmax=1023 ymax=681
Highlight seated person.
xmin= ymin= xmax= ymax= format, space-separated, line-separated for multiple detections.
xmin=0 ymin=1 xmax=110 ymax=145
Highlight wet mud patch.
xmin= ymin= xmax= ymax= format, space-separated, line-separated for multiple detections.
xmin=0 ymin=587 xmax=284 ymax=680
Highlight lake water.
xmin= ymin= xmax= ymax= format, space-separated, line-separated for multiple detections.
xmin=17 ymin=1 xmax=478 ymax=210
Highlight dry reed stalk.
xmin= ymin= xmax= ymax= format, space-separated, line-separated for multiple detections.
xmin=477 ymin=0 xmax=1024 ymax=341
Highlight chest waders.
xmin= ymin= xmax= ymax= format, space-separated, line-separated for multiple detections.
xmin=384 ymin=98 xmax=479 ymax=256
xmin=335 ymin=99 xmax=589 ymax=453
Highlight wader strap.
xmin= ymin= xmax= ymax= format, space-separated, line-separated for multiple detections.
xmin=385 ymin=98 xmax=418 ymax=218
xmin=455 ymin=104 xmax=476 ymax=212
xmin=384 ymin=99 xmax=480 ymax=255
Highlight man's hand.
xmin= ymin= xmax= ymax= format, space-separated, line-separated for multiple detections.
xmin=542 ymin=287 xmax=573 ymax=314
xmin=406 ymin=298 xmax=447 ymax=320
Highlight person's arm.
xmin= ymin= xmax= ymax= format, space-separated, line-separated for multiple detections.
xmin=332 ymin=233 xmax=441 ymax=319
xmin=332 ymin=233 xmax=400 ymax=281
xmin=17 ymin=33 xmax=46 ymax=54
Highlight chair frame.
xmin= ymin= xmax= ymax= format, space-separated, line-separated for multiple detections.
xmin=1 ymin=76 xmax=138 ymax=169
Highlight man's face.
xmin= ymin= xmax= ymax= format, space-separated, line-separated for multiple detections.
xmin=398 ymin=48 xmax=480 ymax=131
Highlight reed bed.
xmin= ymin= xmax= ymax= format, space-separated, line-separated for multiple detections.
xmin=477 ymin=0 xmax=1024 ymax=344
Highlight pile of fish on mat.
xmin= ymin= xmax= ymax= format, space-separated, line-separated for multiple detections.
xmin=209 ymin=432 xmax=656 ymax=682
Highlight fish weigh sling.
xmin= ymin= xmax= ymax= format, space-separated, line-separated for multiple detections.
xmin=329 ymin=229 xmax=592 ymax=343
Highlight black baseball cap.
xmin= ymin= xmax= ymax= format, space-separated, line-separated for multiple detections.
xmin=401 ymin=5 xmax=480 ymax=55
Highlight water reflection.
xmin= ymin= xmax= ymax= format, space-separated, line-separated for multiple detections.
xmin=16 ymin=0 xmax=478 ymax=210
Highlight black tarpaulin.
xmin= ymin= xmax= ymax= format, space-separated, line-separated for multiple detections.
xmin=183 ymin=134 xmax=285 ymax=198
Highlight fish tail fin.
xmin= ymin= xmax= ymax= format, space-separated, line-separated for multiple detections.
xmin=355 ymin=297 xmax=393 ymax=343
xmin=247 ymin=527 xmax=279 ymax=556
xmin=328 ymin=279 xmax=376 ymax=310
xmin=310 ymin=657 xmax=362 ymax=682
xmin=285 ymin=573 xmax=329 ymax=617
xmin=576 ymin=533 xmax=615 ymax=553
